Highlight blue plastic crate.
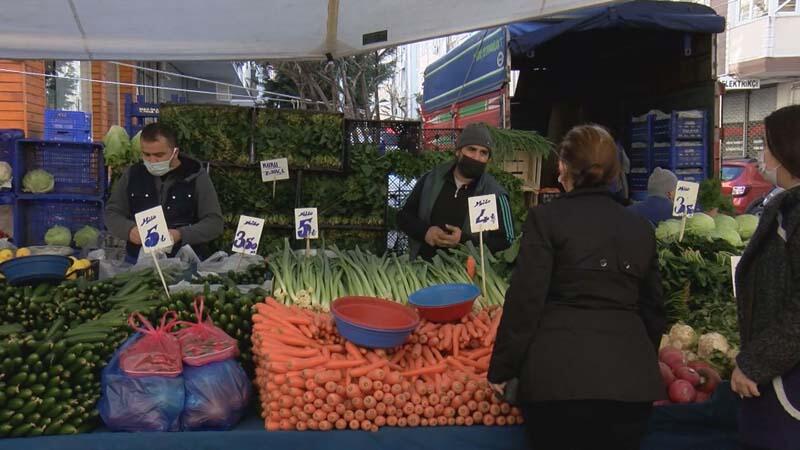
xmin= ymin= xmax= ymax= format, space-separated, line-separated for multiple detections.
xmin=675 ymin=168 xmax=707 ymax=184
xmin=44 ymin=128 xmax=93 ymax=143
xmin=628 ymin=170 xmax=650 ymax=191
xmin=652 ymin=113 xmax=672 ymax=142
xmin=45 ymin=109 xmax=92 ymax=131
xmin=651 ymin=143 xmax=673 ymax=170
xmin=673 ymin=110 xmax=707 ymax=141
xmin=15 ymin=140 xmax=105 ymax=197
xmin=14 ymin=198 xmax=103 ymax=247
xmin=674 ymin=143 xmax=705 ymax=168
xmin=630 ymin=115 xmax=652 ymax=143
xmin=627 ymin=143 xmax=650 ymax=169
xmin=630 ymin=190 xmax=648 ymax=202
xmin=0 ymin=129 xmax=24 ymax=165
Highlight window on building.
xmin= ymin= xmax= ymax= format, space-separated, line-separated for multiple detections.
xmin=739 ymin=0 xmax=768 ymax=21
xmin=45 ymin=61 xmax=82 ymax=111
xmin=136 ymin=62 xmax=159 ymax=104
xmin=777 ymin=0 xmax=798 ymax=13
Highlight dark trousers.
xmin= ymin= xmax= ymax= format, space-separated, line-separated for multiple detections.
xmin=522 ymin=400 xmax=652 ymax=450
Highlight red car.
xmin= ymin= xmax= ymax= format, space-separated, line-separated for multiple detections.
xmin=721 ymin=159 xmax=775 ymax=215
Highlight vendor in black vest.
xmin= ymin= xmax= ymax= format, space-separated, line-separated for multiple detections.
xmin=398 ymin=123 xmax=515 ymax=260
xmin=105 ymin=123 xmax=224 ymax=263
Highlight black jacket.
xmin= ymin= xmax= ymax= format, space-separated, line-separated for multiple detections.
xmin=736 ymin=186 xmax=800 ymax=384
xmin=488 ymin=187 xmax=666 ymax=403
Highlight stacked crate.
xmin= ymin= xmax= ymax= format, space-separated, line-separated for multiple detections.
xmin=0 ymin=130 xmax=24 ymax=240
xmin=44 ymin=109 xmax=93 ymax=143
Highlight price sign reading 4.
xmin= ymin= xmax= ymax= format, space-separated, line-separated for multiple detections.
xmin=294 ymin=208 xmax=319 ymax=240
xmin=260 ymin=158 xmax=290 ymax=182
xmin=133 ymin=205 xmax=173 ymax=254
xmin=468 ymin=194 xmax=499 ymax=233
xmin=672 ymin=181 xmax=700 ymax=218
xmin=232 ymin=215 xmax=265 ymax=255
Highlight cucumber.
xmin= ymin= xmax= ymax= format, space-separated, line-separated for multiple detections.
xmin=9 ymin=372 xmax=27 ymax=386
xmin=0 ymin=423 xmax=12 ymax=437
xmin=9 ymin=412 xmax=25 ymax=425
xmin=30 ymin=384 xmax=46 ymax=396
xmin=20 ymin=399 xmax=40 ymax=415
xmin=7 ymin=398 xmax=24 ymax=410
xmin=9 ymin=422 xmax=33 ymax=437
xmin=0 ymin=409 xmax=15 ymax=421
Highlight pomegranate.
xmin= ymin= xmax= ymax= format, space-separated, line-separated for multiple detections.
xmin=669 ymin=380 xmax=697 ymax=404
xmin=675 ymin=366 xmax=702 ymax=386
xmin=696 ymin=367 xmax=722 ymax=394
xmin=659 ymin=362 xmax=676 ymax=387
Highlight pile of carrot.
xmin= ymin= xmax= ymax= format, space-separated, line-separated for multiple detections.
xmin=252 ymin=297 xmax=522 ymax=432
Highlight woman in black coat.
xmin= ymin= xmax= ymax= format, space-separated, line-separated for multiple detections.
xmin=732 ymin=105 xmax=800 ymax=450
xmin=488 ymin=125 xmax=666 ymax=450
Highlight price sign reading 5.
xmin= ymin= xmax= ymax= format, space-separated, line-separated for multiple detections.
xmin=232 ymin=215 xmax=265 ymax=255
xmin=133 ymin=206 xmax=173 ymax=254
xmin=294 ymin=208 xmax=319 ymax=240
xmin=672 ymin=181 xmax=700 ymax=218
xmin=467 ymin=194 xmax=499 ymax=233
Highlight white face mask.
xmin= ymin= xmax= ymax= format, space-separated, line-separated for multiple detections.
xmin=758 ymin=152 xmax=781 ymax=186
xmin=144 ymin=149 xmax=177 ymax=176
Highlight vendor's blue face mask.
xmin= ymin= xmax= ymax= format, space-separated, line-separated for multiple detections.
xmin=144 ymin=149 xmax=177 ymax=176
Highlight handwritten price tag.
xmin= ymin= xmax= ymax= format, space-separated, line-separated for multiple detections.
xmin=295 ymin=208 xmax=319 ymax=240
xmin=731 ymin=255 xmax=741 ymax=297
xmin=673 ymin=181 xmax=700 ymax=218
xmin=133 ymin=205 xmax=173 ymax=254
xmin=260 ymin=158 xmax=290 ymax=182
xmin=468 ymin=194 xmax=499 ymax=233
xmin=232 ymin=215 xmax=265 ymax=255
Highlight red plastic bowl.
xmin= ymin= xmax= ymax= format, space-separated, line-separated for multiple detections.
xmin=331 ymin=296 xmax=419 ymax=331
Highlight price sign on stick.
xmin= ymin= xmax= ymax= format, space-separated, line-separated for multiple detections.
xmin=468 ymin=194 xmax=499 ymax=300
xmin=260 ymin=158 xmax=290 ymax=198
xmin=295 ymin=208 xmax=318 ymax=256
xmin=133 ymin=205 xmax=173 ymax=298
xmin=731 ymin=255 xmax=742 ymax=297
xmin=672 ymin=181 xmax=700 ymax=241
xmin=232 ymin=215 xmax=265 ymax=256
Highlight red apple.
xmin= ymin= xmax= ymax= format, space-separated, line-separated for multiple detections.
xmin=675 ymin=366 xmax=702 ymax=386
xmin=669 ymin=380 xmax=697 ymax=404
xmin=696 ymin=367 xmax=722 ymax=394
xmin=659 ymin=362 xmax=676 ymax=387
xmin=659 ymin=347 xmax=686 ymax=370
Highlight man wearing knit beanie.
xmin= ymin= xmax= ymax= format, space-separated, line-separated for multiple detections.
xmin=628 ymin=167 xmax=679 ymax=226
xmin=398 ymin=123 xmax=515 ymax=260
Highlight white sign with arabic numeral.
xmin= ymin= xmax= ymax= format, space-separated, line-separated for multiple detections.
xmin=260 ymin=158 xmax=290 ymax=182
xmin=134 ymin=205 xmax=173 ymax=254
xmin=232 ymin=215 xmax=265 ymax=255
xmin=468 ymin=194 xmax=499 ymax=233
xmin=295 ymin=208 xmax=319 ymax=240
xmin=673 ymin=181 xmax=700 ymax=218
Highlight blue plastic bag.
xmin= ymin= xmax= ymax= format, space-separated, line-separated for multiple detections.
xmin=181 ymin=359 xmax=252 ymax=430
xmin=98 ymin=334 xmax=185 ymax=432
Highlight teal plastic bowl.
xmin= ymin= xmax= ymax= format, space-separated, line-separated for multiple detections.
xmin=0 ymin=255 xmax=71 ymax=286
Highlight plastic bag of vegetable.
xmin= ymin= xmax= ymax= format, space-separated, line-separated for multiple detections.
xmin=103 ymin=125 xmax=132 ymax=167
xmin=120 ymin=312 xmax=183 ymax=377
xmin=175 ymin=296 xmax=238 ymax=366
xmin=98 ymin=333 xmax=185 ymax=432
xmin=73 ymin=225 xmax=101 ymax=249
xmin=181 ymin=359 xmax=252 ymax=430
xmin=44 ymin=225 xmax=72 ymax=246
xmin=22 ymin=169 xmax=55 ymax=193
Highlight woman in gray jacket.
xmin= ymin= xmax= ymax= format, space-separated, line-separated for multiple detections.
xmin=733 ymin=105 xmax=800 ymax=450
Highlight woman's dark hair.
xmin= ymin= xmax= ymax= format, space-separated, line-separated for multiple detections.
xmin=141 ymin=122 xmax=178 ymax=149
xmin=558 ymin=124 xmax=620 ymax=189
xmin=765 ymin=105 xmax=800 ymax=179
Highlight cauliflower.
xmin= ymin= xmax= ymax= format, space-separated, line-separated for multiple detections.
xmin=684 ymin=351 xmax=699 ymax=362
xmin=727 ymin=347 xmax=740 ymax=361
xmin=668 ymin=323 xmax=698 ymax=350
xmin=697 ymin=332 xmax=731 ymax=359
xmin=659 ymin=334 xmax=671 ymax=351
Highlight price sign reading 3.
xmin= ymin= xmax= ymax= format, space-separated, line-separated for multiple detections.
xmin=232 ymin=215 xmax=265 ymax=255
xmin=672 ymin=181 xmax=700 ymax=218
xmin=133 ymin=206 xmax=173 ymax=254
xmin=467 ymin=194 xmax=499 ymax=233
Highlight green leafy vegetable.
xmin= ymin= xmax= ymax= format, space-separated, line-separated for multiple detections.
xmin=22 ymin=169 xmax=55 ymax=193
xmin=44 ymin=225 xmax=72 ymax=246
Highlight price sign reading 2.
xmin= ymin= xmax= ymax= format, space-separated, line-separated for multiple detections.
xmin=232 ymin=216 xmax=265 ymax=256
xmin=134 ymin=206 xmax=173 ymax=254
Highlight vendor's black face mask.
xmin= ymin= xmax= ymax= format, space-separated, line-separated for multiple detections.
xmin=457 ymin=155 xmax=487 ymax=179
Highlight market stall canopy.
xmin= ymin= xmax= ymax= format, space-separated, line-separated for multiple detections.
xmin=422 ymin=0 xmax=725 ymax=113
xmin=0 ymin=0 xmax=618 ymax=61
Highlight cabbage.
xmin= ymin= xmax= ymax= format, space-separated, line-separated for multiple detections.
xmin=103 ymin=125 xmax=131 ymax=167
xmin=73 ymin=225 xmax=100 ymax=249
xmin=716 ymin=228 xmax=743 ymax=247
xmin=44 ymin=225 xmax=72 ymax=246
xmin=656 ymin=219 xmax=682 ymax=241
xmin=686 ymin=213 xmax=715 ymax=237
xmin=22 ymin=169 xmax=55 ymax=193
xmin=0 ymin=161 xmax=11 ymax=185
xmin=714 ymin=214 xmax=738 ymax=232
xmin=130 ymin=130 xmax=142 ymax=162
xmin=736 ymin=214 xmax=759 ymax=240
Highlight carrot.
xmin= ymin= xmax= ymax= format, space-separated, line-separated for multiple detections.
xmin=363 ymin=395 xmax=377 ymax=409
xmin=437 ymin=416 xmax=448 ymax=426
xmin=348 ymin=419 xmax=360 ymax=430
xmin=314 ymin=370 xmax=342 ymax=385
xmin=324 ymin=381 xmax=338 ymax=393
xmin=386 ymin=416 xmax=398 ymax=427
xmin=397 ymin=417 xmax=408 ymax=428
xmin=335 ymin=418 xmax=347 ymax=430
xmin=455 ymin=416 xmax=465 ymax=426
xmin=506 ymin=416 xmax=516 ymax=426
xmin=418 ymin=334 xmax=428 ymax=345
xmin=266 ymin=333 xmax=317 ymax=348
xmin=326 ymin=393 xmax=343 ymax=406
xmin=350 ymin=360 xmax=387 ymax=378
xmin=500 ymin=403 xmax=511 ymax=415
xmin=483 ymin=310 xmax=503 ymax=346
xmin=466 ymin=256 xmax=477 ymax=280
xmin=358 ymin=376 xmax=373 ymax=393
xmin=364 ymin=351 xmax=383 ymax=364
xmin=367 ymin=368 xmax=386 ymax=381
xmin=463 ymin=347 xmax=492 ymax=359
xmin=385 ymin=371 xmax=402 ymax=385
xmin=325 ymin=344 xmax=344 ymax=353
xmin=266 ymin=420 xmax=281 ymax=431
xmin=345 ymin=342 xmax=366 ymax=361
xmin=287 ymin=376 xmax=305 ymax=389
xmin=366 ymin=409 xmax=377 ymax=421
xmin=466 ymin=322 xmax=479 ymax=338
xmin=286 ymin=356 xmax=327 ymax=371
xmin=390 ymin=348 xmax=406 ymax=365
xmin=285 ymin=314 xmax=312 ymax=326
xmin=373 ymin=380 xmax=384 ymax=392
xmin=401 ymin=363 xmax=447 ymax=378
xmin=495 ymin=416 xmax=506 ymax=426
xmin=482 ymin=414 xmax=495 ymax=426
xmin=346 ymin=384 xmax=362 ymax=399
xmin=472 ymin=411 xmax=484 ymax=423
xmin=421 ymin=346 xmax=437 ymax=366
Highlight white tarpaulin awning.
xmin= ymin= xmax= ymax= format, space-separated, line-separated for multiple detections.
xmin=0 ymin=0 xmax=614 ymax=60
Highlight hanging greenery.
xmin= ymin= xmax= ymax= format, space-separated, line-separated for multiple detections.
xmin=486 ymin=126 xmax=553 ymax=163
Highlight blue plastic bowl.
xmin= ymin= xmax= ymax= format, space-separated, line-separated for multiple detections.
xmin=331 ymin=296 xmax=419 ymax=349
xmin=408 ymin=283 xmax=480 ymax=322
xmin=0 ymin=255 xmax=72 ymax=286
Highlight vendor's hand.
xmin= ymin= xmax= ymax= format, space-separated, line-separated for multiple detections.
xmin=440 ymin=225 xmax=462 ymax=247
xmin=489 ymin=382 xmax=506 ymax=399
xmin=169 ymin=229 xmax=182 ymax=244
xmin=425 ymin=226 xmax=448 ymax=247
xmin=731 ymin=365 xmax=760 ymax=399
xmin=128 ymin=226 xmax=142 ymax=245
